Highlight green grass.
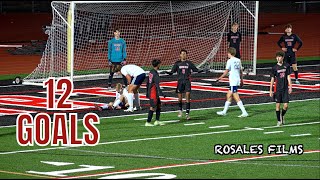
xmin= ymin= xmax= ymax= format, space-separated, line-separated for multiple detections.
xmin=0 ymin=99 xmax=319 ymax=179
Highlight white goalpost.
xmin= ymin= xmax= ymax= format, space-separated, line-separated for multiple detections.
xmin=23 ymin=1 xmax=259 ymax=85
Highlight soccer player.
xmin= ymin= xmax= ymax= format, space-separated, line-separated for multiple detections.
xmin=269 ymin=51 xmax=292 ymax=126
xmin=277 ymin=24 xmax=303 ymax=84
xmin=227 ymin=22 xmax=242 ymax=59
xmin=116 ymin=64 xmax=146 ymax=112
xmin=216 ymin=47 xmax=248 ymax=117
xmin=95 ymin=83 xmax=129 ymax=111
xmin=165 ymin=49 xmax=205 ymax=120
xmin=145 ymin=59 xmax=166 ymax=126
xmin=107 ymin=28 xmax=128 ymax=89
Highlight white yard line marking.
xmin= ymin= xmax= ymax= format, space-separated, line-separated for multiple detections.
xmin=61 ymin=150 xmax=320 ymax=179
xmin=226 ymin=161 xmax=320 ymax=168
xmin=184 ymin=122 xmax=205 ymax=126
xmin=208 ymin=125 xmax=230 ymax=129
xmin=245 ymin=127 xmax=264 ymax=131
xmin=290 ymin=133 xmax=312 ymax=137
xmin=134 ymin=118 xmax=148 ymax=121
xmin=1 ymin=121 xmax=319 ymax=155
xmin=163 ymin=120 xmax=180 ymax=123
xmin=263 ymin=131 xmax=284 ymax=134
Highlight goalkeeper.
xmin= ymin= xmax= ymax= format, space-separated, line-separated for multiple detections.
xmin=163 ymin=49 xmax=206 ymax=120
xmin=107 ymin=28 xmax=128 ymax=89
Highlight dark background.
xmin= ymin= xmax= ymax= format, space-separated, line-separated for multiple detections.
xmin=0 ymin=1 xmax=319 ymax=13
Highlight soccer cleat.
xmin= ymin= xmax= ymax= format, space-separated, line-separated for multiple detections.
xmin=217 ymin=111 xmax=226 ymax=116
xmin=178 ymin=110 xmax=182 ymax=118
xmin=186 ymin=114 xmax=191 ymax=120
xmin=154 ymin=120 xmax=165 ymax=126
xmin=133 ymin=106 xmax=143 ymax=111
xmin=295 ymin=80 xmax=300 ymax=84
xmin=277 ymin=121 xmax=282 ymax=127
xmin=238 ymin=113 xmax=248 ymax=118
xmin=124 ymin=107 xmax=134 ymax=112
xmin=145 ymin=122 xmax=155 ymax=127
xmin=94 ymin=104 xmax=102 ymax=111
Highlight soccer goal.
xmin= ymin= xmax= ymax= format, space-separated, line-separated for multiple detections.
xmin=23 ymin=1 xmax=259 ymax=86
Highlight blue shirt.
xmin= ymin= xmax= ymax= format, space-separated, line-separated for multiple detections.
xmin=108 ymin=38 xmax=127 ymax=62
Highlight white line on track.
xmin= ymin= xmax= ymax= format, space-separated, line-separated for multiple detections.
xmin=290 ymin=133 xmax=312 ymax=137
xmin=184 ymin=122 xmax=205 ymax=126
xmin=263 ymin=131 xmax=284 ymax=134
xmin=1 ymin=121 xmax=319 ymax=155
xmin=257 ymin=64 xmax=320 ymax=70
xmin=208 ymin=125 xmax=230 ymax=129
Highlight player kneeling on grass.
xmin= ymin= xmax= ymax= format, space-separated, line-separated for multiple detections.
xmin=269 ymin=51 xmax=292 ymax=126
xmin=216 ymin=47 xmax=248 ymax=118
xmin=145 ymin=59 xmax=167 ymax=126
xmin=95 ymin=83 xmax=129 ymax=111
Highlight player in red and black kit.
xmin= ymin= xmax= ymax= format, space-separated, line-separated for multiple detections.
xmin=165 ymin=49 xmax=205 ymax=120
xmin=277 ymin=24 xmax=303 ymax=84
xmin=269 ymin=51 xmax=292 ymax=126
xmin=146 ymin=59 xmax=166 ymax=126
xmin=227 ymin=22 xmax=242 ymax=59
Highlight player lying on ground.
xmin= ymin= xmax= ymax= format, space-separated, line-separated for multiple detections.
xmin=95 ymin=83 xmax=129 ymax=111
xmin=269 ymin=51 xmax=292 ymax=126
xmin=216 ymin=47 xmax=248 ymax=118
xmin=145 ymin=59 xmax=167 ymax=126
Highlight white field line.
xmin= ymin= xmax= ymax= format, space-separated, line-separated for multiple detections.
xmin=208 ymin=125 xmax=230 ymax=129
xmin=263 ymin=131 xmax=284 ymax=134
xmin=134 ymin=118 xmax=148 ymax=121
xmin=0 ymin=98 xmax=319 ymax=129
xmin=60 ymin=150 xmax=320 ymax=179
xmin=225 ymin=161 xmax=320 ymax=168
xmin=1 ymin=121 xmax=319 ymax=155
xmin=290 ymin=133 xmax=312 ymax=137
xmin=184 ymin=122 xmax=205 ymax=126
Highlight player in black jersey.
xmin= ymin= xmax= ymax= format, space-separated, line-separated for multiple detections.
xmin=227 ymin=22 xmax=242 ymax=59
xmin=269 ymin=51 xmax=292 ymax=126
xmin=145 ymin=59 xmax=166 ymax=126
xmin=277 ymin=24 xmax=303 ymax=84
xmin=165 ymin=49 xmax=204 ymax=120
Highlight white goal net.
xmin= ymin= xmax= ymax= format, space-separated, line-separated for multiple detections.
xmin=23 ymin=1 xmax=258 ymax=85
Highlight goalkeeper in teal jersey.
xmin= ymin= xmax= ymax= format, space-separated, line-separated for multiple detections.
xmin=107 ymin=28 xmax=128 ymax=89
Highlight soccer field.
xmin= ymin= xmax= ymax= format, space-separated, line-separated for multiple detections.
xmin=0 ymin=98 xmax=319 ymax=179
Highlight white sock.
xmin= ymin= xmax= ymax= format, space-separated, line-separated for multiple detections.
xmin=134 ymin=93 xmax=140 ymax=108
xmin=101 ymin=104 xmax=109 ymax=109
xmin=128 ymin=93 xmax=134 ymax=109
xmin=237 ymin=101 xmax=247 ymax=114
xmin=113 ymin=99 xmax=121 ymax=108
xmin=223 ymin=101 xmax=231 ymax=113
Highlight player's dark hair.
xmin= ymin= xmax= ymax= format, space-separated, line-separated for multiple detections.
xmin=232 ymin=22 xmax=239 ymax=26
xmin=180 ymin=49 xmax=188 ymax=54
xmin=275 ymin=51 xmax=285 ymax=57
xmin=227 ymin=47 xmax=236 ymax=56
xmin=114 ymin=28 xmax=120 ymax=32
xmin=114 ymin=65 xmax=122 ymax=72
xmin=152 ymin=59 xmax=161 ymax=67
xmin=284 ymin=24 xmax=292 ymax=29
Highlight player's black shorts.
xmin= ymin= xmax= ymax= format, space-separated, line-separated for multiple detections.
xmin=149 ymin=97 xmax=161 ymax=108
xmin=176 ymin=80 xmax=191 ymax=93
xmin=110 ymin=62 xmax=122 ymax=73
xmin=273 ymin=90 xmax=289 ymax=103
xmin=284 ymin=54 xmax=297 ymax=65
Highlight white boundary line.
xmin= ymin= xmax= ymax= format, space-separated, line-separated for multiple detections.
xmin=209 ymin=125 xmax=230 ymax=129
xmin=290 ymin=133 xmax=312 ymax=137
xmin=1 ymin=121 xmax=319 ymax=155
xmin=184 ymin=122 xmax=205 ymax=126
xmin=263 ymin=131 xmax=284 ymax=134
xmin=61 ymin=150 xmax=320 ymax=179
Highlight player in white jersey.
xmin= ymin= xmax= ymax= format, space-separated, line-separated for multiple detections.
xmin=95 ymin=83 xmax=129 ymax=111
xmin=115 ymin=64 xmax=146 ymax=112
xmin=216 ymin=47 xmax=248 ymax=117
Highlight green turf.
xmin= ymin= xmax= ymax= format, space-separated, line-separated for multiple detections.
xmin=0 ymin=99 xmax=319 ymax=178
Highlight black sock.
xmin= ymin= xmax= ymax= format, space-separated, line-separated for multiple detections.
xmin=147 ymin=110 xmax=154 ymax=123
xmin=108 ymin=72 xmax=114 ymax=87
xmin=294 ymin=70 xmax=298 ymax=80
xmin=186 ymin=102 xmax=190 ymax=114
xmin=156 ymin=108 xmax=161 ymax=120
xmin=276 ymin=111 xmax=281 ymax=122
xmin=178 ymin=101 xmax=183 ymax=111
xmin=282 ymin=109 xmax=287 ymax=116
xmin=122 ymin=75 xmax=128 ymax=86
